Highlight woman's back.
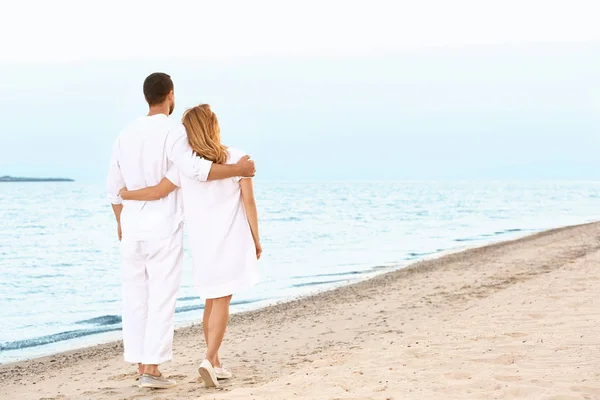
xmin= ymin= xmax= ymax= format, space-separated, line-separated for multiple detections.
xmin=168 ymin=148 xmax=258 ymax=298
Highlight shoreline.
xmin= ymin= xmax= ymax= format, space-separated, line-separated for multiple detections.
xmin=3 ymin=221 xmax=600 ymax=399
xmin=0 ymin=222 xmax=592 ymax=373
xmin=0 ymin=225 xmax=538 ymax=367
xmin=0 ymin=225 xmax=540 ymax=365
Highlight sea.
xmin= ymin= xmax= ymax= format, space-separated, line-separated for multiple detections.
xmin=1 ymin=181 xmax=599 ymax=363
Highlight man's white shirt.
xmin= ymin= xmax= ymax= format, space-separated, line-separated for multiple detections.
xmin=106 ymin=114 xmax=212 ymax=241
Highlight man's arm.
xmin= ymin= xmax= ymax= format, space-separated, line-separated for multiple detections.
xmin=111 ymin=204 xmax=123 ymax=223
xmin=167 ymin=125 xmax=256 ymax=181
xmin=106 ymin=139 xmax=125 ymax=205
xmin=106 ymin=138 xmax=125 ymax=241
xmin=111 ymin=204 xmax=123 ymax=241
xmin=208 ymin=155 xmax=255 ymax=180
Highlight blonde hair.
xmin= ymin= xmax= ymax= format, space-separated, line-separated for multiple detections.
xmin=182 ymin=104 xmax=228 ymax=164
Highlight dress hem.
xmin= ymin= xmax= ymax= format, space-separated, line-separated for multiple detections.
xmin=197 ymin=273 xmax=260 ymax=300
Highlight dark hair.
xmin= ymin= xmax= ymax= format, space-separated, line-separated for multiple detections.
xmin=143 ymin=73 xmax=174 ymax=106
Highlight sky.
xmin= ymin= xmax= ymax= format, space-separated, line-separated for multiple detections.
xmin=0 ymin=0 xmax=599 ymax=181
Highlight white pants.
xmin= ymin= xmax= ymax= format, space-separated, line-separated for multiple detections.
xmin=120 ymin=223 xmax=183 ymax=365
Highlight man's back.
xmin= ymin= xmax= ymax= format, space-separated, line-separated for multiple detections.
xmin=107 ymin=114 xmax=182 ymax=241
xmin=107 ymin=72 xmax=252 ymax=383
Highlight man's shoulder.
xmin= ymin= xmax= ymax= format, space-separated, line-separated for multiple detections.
xmin=118 ymin=117 xmax=149 ymax=139
xmin=117 ymin=119 xmax=140 ymax=138
xmin=120 ymin=116 xmax=180 ymax=135
xmin=166 ymin=121 xmax=186 ymax=138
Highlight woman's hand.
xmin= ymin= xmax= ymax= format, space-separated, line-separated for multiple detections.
xmin=119 ymin=187 xmax=128 ymax=198
xmin=255 ymin=241 xmax=262 ymax=260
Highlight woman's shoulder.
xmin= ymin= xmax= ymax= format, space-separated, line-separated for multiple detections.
xmin=225 ymin=147 xmax=247 ymax=164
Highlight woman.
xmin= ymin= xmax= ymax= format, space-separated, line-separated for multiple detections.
xmin=120 ymin=104 xmax=261 ymax=388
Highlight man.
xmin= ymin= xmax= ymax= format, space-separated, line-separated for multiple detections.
xmin=106 ymin=72 xmax=255 ymax=389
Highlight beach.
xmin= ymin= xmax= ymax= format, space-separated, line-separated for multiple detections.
xmin=2 ymin=222 xmax=600 ymax=399
xmin=3 ymin=180 xmax=599 ymax=363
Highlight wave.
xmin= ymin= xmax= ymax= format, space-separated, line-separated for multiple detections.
xmin=455 ymin=228 xmax=526 ymax=243
xmin=175 ymin=298 xmax=260 ymax=313
xmin=454 ymin=237 xmax=478 ymax=242
xmin=175 ymin=304 xmax=204 ymax=313
xmin=293 ymin=263 xmax=403 ymax=282
xmin=178 ymin=296 xmax=201 ymax=302
xmin=75 ymin=315 xmax=121 ymax=326
xmin=52 ymin=263 xmax=73 ymax=267
xmin=266 ymin=216 xmax=302 ymax=222
xmin=291 ymin=270 xmax=365 ymax=279
xmin=1 ymin=298 xmax=266 ymax=351
xmin=292 ymin=279 xmax=347 ymax=288
xmin=29 ymin=274 xmax=66 ymax=279
xmin=497 ymin=228 xmax=524 ymax=234
xmin=0 ymin=327 xmax=122 ymax=351
xmin=370 ymin=265 xmax=392 ymax=271
xmin=406 ymin=251 xmax=437 ymax=259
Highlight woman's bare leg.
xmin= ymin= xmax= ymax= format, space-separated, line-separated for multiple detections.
xmin=203 ymin=299 xmax=222 ymax=367
xmin=205 ymin=295 xmax=232 ymax=367
xmin=203 ymin=299 xmax=213 ymax=347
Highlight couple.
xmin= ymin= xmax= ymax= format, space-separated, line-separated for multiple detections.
xmin=106 ymin=72 xmax=260 ymax=389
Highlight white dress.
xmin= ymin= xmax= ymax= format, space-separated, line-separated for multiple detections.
xmin=166 ymin=148 xmax=259 ymax=299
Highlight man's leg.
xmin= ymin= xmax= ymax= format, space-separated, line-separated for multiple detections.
xmin=121 ymin=240 xmax=148 ymax=368
xmin=142 ymin=224 xmax=184 ymax=375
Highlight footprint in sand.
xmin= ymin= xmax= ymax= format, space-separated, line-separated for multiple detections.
xmin=473 ymin=354 xmax=517 ymax=365
xmin=530 ymin=379 xmax=554 ymax=388
xmin=504 ymin=332 xmax=529 ymax=338
xmin=527 ymin=313 xmax=545 ymax=319
xmin=502 ymin=386 xmax=541 ymax=397
xmin=166 ymin=374 xmax=187 ymax=380
xmin=494 ymin=375 xmax=522 ymax=382
xmin=444 ymin=372 xmax=471 ymax=380
xmin=570 ymin=386 xmax=600 ymax=396
xmin=108 ymin=372 xmax=139 ymax=381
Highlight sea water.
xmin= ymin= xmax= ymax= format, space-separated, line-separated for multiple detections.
xmin=1 ymin=180 xmax=599 ymax=363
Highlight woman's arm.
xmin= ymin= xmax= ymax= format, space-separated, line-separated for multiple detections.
xmin=120 ymin=177 xmax=178 ymax=201
xmin=240 ymin=178 xmax=261 ymax=259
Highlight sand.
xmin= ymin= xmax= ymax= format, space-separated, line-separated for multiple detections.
xmin=2 ymin=222 xmax=600 ymax=400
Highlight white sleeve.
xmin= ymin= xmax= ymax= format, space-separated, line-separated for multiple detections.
xmin=166 ymin=124 xmax=212 ymax=181
xmin=106 ymin=138 xmax=125 ymax=204
xmin=165 ymin=166 xmax=181 ymax=188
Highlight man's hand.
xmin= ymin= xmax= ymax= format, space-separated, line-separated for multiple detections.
xmin=117 ymin=223 xmax=122 ymax=241
xmin=236 ymin=156 xmax=256 ymax=177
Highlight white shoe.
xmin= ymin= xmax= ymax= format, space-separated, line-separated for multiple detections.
xmin=198 ymin=360 xmax=219 ymax=388
xmin=138 ymin=373 xmax=177 ymax=389
xmin=214 ymin=364 xmax=233 ymax=380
